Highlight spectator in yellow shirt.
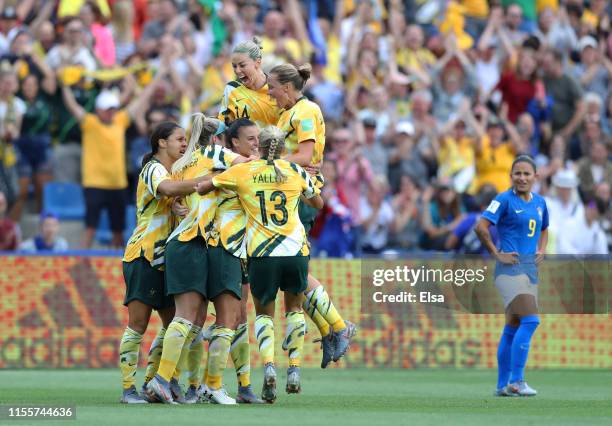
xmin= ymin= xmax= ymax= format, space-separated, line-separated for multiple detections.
xmin=261 ymin=12 xmax=301 ymax=64
xmin=474 ymin=113 xmax=527 ymax=193
xmin=396 ymin=25 xmax=436 ymax=75
xmin=62 ymin=76 xmax=149 ymax=248
xmin=436 ymin=116 xmax=476 ymax=193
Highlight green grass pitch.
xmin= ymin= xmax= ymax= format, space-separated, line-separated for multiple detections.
xmin=1 ymin=369 xmax=611 ymax=426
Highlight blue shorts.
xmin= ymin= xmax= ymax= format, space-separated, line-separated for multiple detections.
xmin=16 ymin=135 xmax=52 ymax=178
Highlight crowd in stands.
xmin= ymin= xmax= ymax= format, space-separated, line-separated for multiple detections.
xmin=0 ymin=0 xmax=610 ymax=256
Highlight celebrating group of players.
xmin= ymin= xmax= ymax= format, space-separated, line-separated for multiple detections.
xmin=117 ymin=37 xmax=356 ymax=405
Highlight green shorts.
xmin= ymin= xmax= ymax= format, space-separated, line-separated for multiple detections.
xmin=248 ymin=256 xmax=309 ymax=306
xmin=298 ymin=201 xmax=318 ymax=235
xmin=164 ymin=237 xmax=208 ymax=298
xmin=207 ymin=245 xmax=242 ymax=300
xmin=123 ymin=257 xmax=174 ymax=310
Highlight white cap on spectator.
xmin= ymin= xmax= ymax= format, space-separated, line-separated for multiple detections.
xmin=358 ymin=110 xmax=377 ymax=128
xmin=395 ymin=121 xmax=415 ymax=136
xmin=552 ymin=169 xmax=578 ymax=189
xmin=584 ymin=92 xmax=603 ymax=107
xmin=578 ymin=36 xmax=597 ymax=51
xmin=1 ymin=6 xmax=17 ymax=20
xmin=95 ymin=90 xmax=120 ymax=110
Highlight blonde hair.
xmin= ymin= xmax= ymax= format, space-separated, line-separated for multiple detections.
xmin=232 ymin=36 xmax=263 ymax=61
xmin=259 ymin=126 xmax=287 ymax=182
xmin=111 ymin=0 xmax=133 ymax=43
xmin=269 ymin=63 xmax=312 ymax=91
xmin=171 ymin=113 xmax=221 ymax=174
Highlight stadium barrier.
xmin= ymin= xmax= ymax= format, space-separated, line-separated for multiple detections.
xmin=0 ymin=254 xmax=610 ymax=369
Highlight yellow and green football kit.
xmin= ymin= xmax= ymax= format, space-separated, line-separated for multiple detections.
xmin=277 ymin=97 xmax=348 ymax=338
xmin=120 ymin=159 xmax=175 ymax=391
xmin=277 ymin=96 xmax=326 ymax=190
xmin=156 ymin=144 xmax=239 ymax=384
xmin=218 ymin=80 xmax=280 ymax=127
xmin=212 ymin=159 xmax=319 ymax=258
xmin=123 ymin=159 xmax=174 ymax=269
xmin=213 ymin=159 xmax=319 ymax=367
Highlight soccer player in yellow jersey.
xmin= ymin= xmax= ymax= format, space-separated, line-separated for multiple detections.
xmin=119 ymin=122 xmax=206 ymax=403
xmin=195 ymin=38 xmax=280 ymax=403
xmin=194 ymin=119 xmax=264 ymax=405
xmin=268 ymin=62 xmax=357 ymax=367
xmin=219 ymin=39 xmax=353 ymax=377
xmin=197 ymin=126 xmax=323 ymax=403
xmin=219 ymin=37 xmax=281 ymax=128
xmin=199 ymin=118 xmax=265 ymax=404
xmin=146 ymin=114 xmax=250 ymax=404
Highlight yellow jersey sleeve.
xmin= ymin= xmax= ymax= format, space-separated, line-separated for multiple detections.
xmin=143 ymin=160 xmax=171 ymax=198
xmin=296 ymin=112 xmax=317 ymax=144
xmin=123 ymin=159 xmax=173 ymax=269
xmin=168 ymin=144 xmax=239 ymax=243
xmin=279 ymin=98 xmax=325 ymax=165
xmin=212 ymin=166 xmax=239 ymax=191
xmin=293 ymin=163 xmax=320 ymax=199
xmin=209 ymin=143 xmax=240 ymax=170
xmin=279 ymin=98 xmax=326 ymax=189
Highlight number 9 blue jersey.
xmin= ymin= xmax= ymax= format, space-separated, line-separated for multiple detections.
xmin=482 ymin=189 xmax=549 ymax=254
xmin=482 ymin=189 xmax=549 ymax=283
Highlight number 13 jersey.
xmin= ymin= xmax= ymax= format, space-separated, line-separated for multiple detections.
xmin=212 ymin=159 xmax=320 ymax=257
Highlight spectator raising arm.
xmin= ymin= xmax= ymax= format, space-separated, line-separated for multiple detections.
xmin=29 ymin=0 xmax=55 ymax=31
xmin=281 ymin=0 xmax=311 ymax=64
xmin=29 ymin=51 xmax=56 ymax=95
xmin=61 ymin=84 xmax=86 ymax=122
xmin=499 ymin=103 xmax=528 ymax=154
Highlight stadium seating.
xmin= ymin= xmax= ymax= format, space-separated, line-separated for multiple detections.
xmin=43 ymin=182 xmax=86 ymax=220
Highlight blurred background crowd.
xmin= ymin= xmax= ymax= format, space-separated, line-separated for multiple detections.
xmin=0 ymin=0 xmax=610 ymax=256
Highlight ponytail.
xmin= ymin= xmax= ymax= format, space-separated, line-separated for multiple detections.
xmin=296 ymin=63 xmax=312 ymax=83
xmin=172 ymin=113 xmax=222 ymax=174
xmin=141 ymin=152 xmax=155 ymax=168
xmin=259 ymin=126 xmax=287 ymax=182
xmin=270 ymin=63 xmax=312 ymax=91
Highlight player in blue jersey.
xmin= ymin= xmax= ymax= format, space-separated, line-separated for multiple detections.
xmin=475 ymin=155 xmax=549 ymax=397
